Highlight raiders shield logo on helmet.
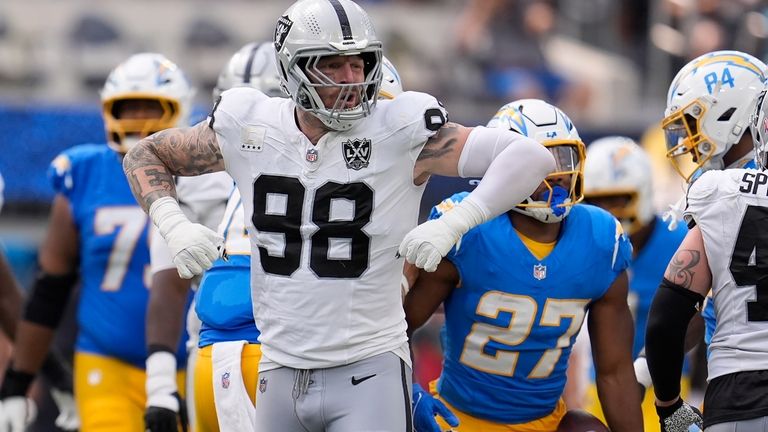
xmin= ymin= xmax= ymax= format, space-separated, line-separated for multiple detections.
xmin=274 ymin=15 xmax=293 ymax=51
xmin=342 ymin=138 xmax=372 ymax=170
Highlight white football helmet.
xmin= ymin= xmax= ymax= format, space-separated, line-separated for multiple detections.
xmin=584 ymin=137 xmax=654 ymax=235
xmin=214 ymin=42 xmax=284 ymax=99
xmin=379 ymin=56 xmax=403 ymax=100
xmin=663 ymin=50 xmax=767 ymax=181
xmin=101 ymin=53 xmax=194 ymax=153
xmin=487 ymin=99 xmax=585 ymax=223
xmin=274 ymin=0 xmax=383 ymax=131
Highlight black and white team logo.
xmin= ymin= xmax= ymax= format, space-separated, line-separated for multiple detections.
xmin=274 ymin=15 xmax=293 ymax=51
xmin=342 ymin=138 xmax=371 ymax=170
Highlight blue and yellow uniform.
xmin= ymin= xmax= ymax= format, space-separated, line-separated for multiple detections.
xmin=429 ymin=192 xmax=632 ymax=431
xmin=629 ymin=217 xmax=688 ymax=358
xmin=193 ymin=189 xmax=261 ymax=432
xmin=49 ymin=144 xmax=189 ymax=432
xmin=585 ymin=215 xmax=687 ymax=430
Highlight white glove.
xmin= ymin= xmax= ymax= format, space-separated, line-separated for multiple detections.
xmin=50 ymin=388 xmax=79 ymax=431
xmin=662 ymin=197 xmax=686 ymax=231
xmin=0 ymin=397 xmax=37 ymax=432
xmin=150 ymin=197 xmax=224 ymax=279
xmin=398 ymin=197 xmax=487 ymax=272
xmin=633 ymin=354 xmax=653 ymax=389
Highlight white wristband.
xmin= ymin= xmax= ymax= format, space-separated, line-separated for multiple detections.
xmin=145 ymin=351 xmax=178 ymax=410
xmin=438 ymin=195 xmax=490 ymax=237
xmin=149 ymin=197 xmax=190 ymax=238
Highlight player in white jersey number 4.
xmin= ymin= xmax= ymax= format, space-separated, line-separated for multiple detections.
xmin=646 ymin=74 xmax=768 ymax=431
xmin=122 ymin=0 xmax=554 ymax=430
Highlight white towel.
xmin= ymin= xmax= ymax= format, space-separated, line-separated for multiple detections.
xmin=212 ymin=341 xmax=256 ymax=432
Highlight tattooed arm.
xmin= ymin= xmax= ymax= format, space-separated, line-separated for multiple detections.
xmin=663 ymin=226 xmax=712 ymax=298
xmin=399 ymin=124 xmax=553 ymax=272
xmin=645 ymin=225 xmax=710 ymax=415
xmin=123 ymin=121 xmax=224 ymax=212
xmin=413 ymin=123 xmax=471 ymax=184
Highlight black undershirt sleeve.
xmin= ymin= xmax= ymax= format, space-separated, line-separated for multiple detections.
xmin=645 ymin=278 xmax=705 ymax=402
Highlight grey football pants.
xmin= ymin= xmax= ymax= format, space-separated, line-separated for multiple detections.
xmin=254 ymin=351 xmax=413 ymax=432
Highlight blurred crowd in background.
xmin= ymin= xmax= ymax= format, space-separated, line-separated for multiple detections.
xmin=1 ymin=0 xmax=765 ymax=212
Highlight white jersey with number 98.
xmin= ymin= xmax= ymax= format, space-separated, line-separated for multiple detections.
xmin=211 ymin=87 xmax=448 ymax=370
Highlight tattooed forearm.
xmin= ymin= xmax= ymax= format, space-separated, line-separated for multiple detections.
xmin=417 ymin=123 xmax=461 ymax=161
xmin=665 ymin=249 xmax=701 ymax=289
xmin=123 ymin=143 xmax=178 ymax=210
xmin=122 ymin=122 xmax=224 ymax=210
xmin=148 ymin=123 xmax=224 ymax=175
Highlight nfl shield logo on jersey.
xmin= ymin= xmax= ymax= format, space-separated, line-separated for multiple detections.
xmin=533 ymin=263 xmax=547 ymax=280
xmin=342 ymin=138 xmax=371 ymax=170
xmin=306 ymin=148 xmax=319 ymax=163
xmin=221 ymin=372 xmax=230 ymax=389
xmin=259 ymin=377 xmax=268 ymax=394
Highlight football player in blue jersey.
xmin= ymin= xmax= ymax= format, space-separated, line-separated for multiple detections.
xmin=404 ymin=99 xmax=643 ymax=432
xmin=0 ymin=53 xmax=195 ymax=432
xmin=581 ymin=137 xmax=689 ymax=431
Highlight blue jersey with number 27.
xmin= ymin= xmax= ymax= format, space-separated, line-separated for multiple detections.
xmin=430 ymin=192 xmax=632 ymax=424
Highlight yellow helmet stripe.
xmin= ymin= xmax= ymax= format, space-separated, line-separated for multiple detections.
xmin=690 ymin=54 xmax=766 ymax=79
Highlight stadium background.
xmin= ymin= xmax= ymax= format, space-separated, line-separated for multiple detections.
xmin=0 ymin=0 xmax=765 ymax=429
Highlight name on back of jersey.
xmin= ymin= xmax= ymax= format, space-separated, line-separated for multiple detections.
xmin=739 ymin=171 xmax=768 ymax=195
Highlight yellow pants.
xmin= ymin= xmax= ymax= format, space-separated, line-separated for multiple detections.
xmin=192 ymin=343 xmax=262 ymax=432
xmin=584 ymin=378 xmax=691 ymax=432
xmin=429 ymin=380 xmax=566 ymax=432
xmin=74 ymin=352 xmax=186 ymax=432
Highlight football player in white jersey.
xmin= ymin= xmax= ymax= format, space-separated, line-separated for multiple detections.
xmin=122 ymin=0 xmax=554 ymax=430
xmin=645 ymin=50 xmax=768 ymax=432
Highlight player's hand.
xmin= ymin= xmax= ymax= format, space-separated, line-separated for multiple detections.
xmin=145 ymin=351 xmax=188 ymax=432
xmin=150 ymin=197 xmax=223 ymax=279
xmin=167 ymin=222 xmax=223 ymax=279
xmin=0 ymin=397 xmax=37 ymax=432
xmin=398 ymin=218 xmax=460 ymax=272
xmin=412 ymin=383 xmax=459 ymax=432
xmin=50 ymin=387 xmax=79 ymax=431
xmin=662 ymin=198 xmax=685 ymax=231
xmin=144 ymin=392 xmax=187 ymax=432
xmin=656 ymin=398 xmax=703 ymax=432
xmin=399 ymin=197 xmax=486 ymax=272
xmin=0 ymin=368 xmax=36 ymax=432
xmin=40 ymin=351 xmax=79 ymax=431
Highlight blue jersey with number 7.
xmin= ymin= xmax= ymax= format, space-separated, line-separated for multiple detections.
xmin=49 ymin=144 xmax=189 ymax=367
